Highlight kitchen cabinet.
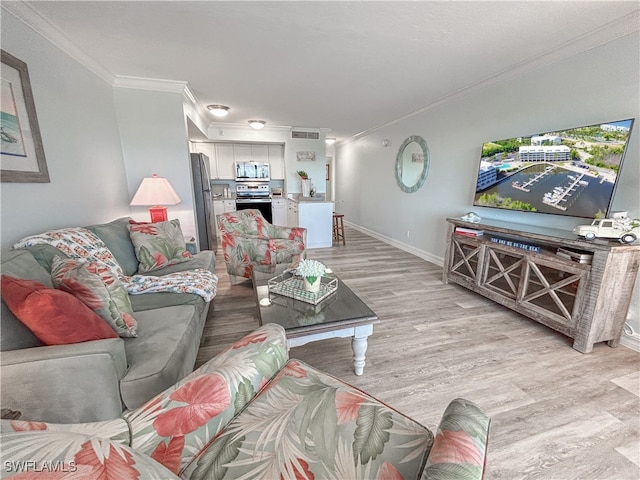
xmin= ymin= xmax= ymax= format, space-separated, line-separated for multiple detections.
xmin=215 ymin=144 xmax=235 ymax=179
xmin=287 ymin=200 xmax=299 ymax=228
xmin=251 ymin=145 xmax=269 ymax=163
xmin=192 ymin=143 xmax=219 ymax=179
xmin=194 ymin=142 xmax=285 ymax=180
xmin=443 ymin=217 xmax=640 ymax=353
xmin=272 ymin=198 xmax=287 ymax=226
xmin=233 ymin=144 xmax=252 ymax=163
xmin=269 ymin=144 xmax=285 ymax=180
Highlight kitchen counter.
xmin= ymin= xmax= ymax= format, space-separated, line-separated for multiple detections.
xmin=287 ymin=193 xmax=332 ymax=203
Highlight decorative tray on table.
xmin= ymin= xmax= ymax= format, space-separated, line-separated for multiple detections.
xmin=268 ymin=271 xmax=338 ymax=305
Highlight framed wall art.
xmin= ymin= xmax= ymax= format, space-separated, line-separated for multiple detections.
xmin=296 ymin=151 xmax=316 ymax=162
xmin=1 ymin=50 xmax=49 ymax=183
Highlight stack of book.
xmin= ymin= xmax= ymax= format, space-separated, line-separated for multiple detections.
xmin=455 ymin=227 xmax=484 ymax=237
xmin=556 ymin=247 xmax=593 ymax=265
xmin=490 ymin=237 xmax=541 ymax=252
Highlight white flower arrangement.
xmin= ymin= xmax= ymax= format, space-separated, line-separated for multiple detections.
xmin=295 ymin=259 xmax=327 ymax=283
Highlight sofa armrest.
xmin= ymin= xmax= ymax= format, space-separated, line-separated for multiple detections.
xmin=1 ymin=339 xmax=127 ymax=423
xmin=125 ymin=323 xmax=288 ymax=476
xmin=422 ymin=398 xmax=491 ymax=480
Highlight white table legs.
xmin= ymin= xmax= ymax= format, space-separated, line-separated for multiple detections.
xmin=286 ymin=323 xmax=375 ymax=375
xmin=352 ymin=324 xmax=373 ymax=375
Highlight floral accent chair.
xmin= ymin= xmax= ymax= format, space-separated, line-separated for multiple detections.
xmin=217 ymin=209 xmax=307 ymax=284
xmin=1 ymin=324 xmax=491 ymax=480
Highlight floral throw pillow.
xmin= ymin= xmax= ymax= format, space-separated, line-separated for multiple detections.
xmin=51 ymin=256 xmax=138 ymax=337
xmin=128 ymin=219 xmax=192 ymax=273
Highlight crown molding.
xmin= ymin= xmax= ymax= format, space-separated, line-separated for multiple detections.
xmin=2 ymin=1 xmax=115 ymax=84
xmin=114 ymin=75 xmax=198 ymax=104
xmin=208 ymin=122 xmax=293 ymax=132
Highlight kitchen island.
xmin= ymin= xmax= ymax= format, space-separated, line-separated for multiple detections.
xmin=288 ymin=194 xmax=334 ymax=248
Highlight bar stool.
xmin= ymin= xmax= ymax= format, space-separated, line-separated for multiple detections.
xmin=333 ymin=212 xmax=345 ymax=245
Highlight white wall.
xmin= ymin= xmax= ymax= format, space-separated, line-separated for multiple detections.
xmin=113 ymin=88 xmax=196 ymax=238
xmin=1 ymin=12 xmax=131 ymax=248
xmin=335 ymin=31 xmax=640 ymax=342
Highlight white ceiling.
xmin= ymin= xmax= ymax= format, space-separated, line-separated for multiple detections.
xmin=6 ymin=1 xmax=640 ymax=142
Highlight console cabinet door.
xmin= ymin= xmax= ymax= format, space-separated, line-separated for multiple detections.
xmin=518 ymin=255 xmax=589 ymax=333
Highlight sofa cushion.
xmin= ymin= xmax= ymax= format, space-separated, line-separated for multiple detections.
xmin=1 ymin=275 xmax=119 ymax=345
xmin=1 ymin=249 xmax=51 ymax=351
xmin=22 ymin=243 xmax=69 ymax=272
xmin=51 ymin=256 xmax=138 ymax=337
xmin=85 ymin=217 xmax=139 ymax=276
xmin=128 ymin=219 xmax=193 ymax=273
xmin=120 ymin=305 xmax=203 ymax=410
xmin=150 ymin=250 xmax=215 ymax=276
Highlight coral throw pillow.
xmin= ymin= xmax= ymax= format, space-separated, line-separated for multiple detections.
xmin=128 ymin=219 xmax=192 ymax=273
xmin=50 ymin=256 xmax=138 ymax=337
xmin=1 ymin=275 xmax=118 ymax=345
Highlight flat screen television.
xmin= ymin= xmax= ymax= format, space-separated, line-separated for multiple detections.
xmin=473 ymin=118 xmax=634 ymax=219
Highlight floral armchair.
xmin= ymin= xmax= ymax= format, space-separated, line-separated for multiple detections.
xmin=1 ymin=324 xmax=491 ymax=480
xmin=217 ymin=209 xmax=306 ymax=284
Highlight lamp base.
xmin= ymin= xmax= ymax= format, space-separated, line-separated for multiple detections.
xmin=148 ymin=206 xmax=168 ymax=223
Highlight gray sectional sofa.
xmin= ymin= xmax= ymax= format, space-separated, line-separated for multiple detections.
xmin=1 ymin=217 xmax=216 ymax=423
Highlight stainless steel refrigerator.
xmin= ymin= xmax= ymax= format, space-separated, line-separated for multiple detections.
xmin=190 ymin=153 xmax=215 ymax=251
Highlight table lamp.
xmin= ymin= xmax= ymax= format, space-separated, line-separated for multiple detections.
xmin=130 ymin=174 xmax=181 ymax=222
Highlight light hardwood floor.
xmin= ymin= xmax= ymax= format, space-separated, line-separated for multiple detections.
xmin=196 ymin=226 xmax=640 ymax=480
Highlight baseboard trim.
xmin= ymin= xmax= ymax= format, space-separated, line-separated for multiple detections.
xmin=344 ymin=221 xmax=444 ymax=267
xmin=620 ymin=331 xmax=640 ymax=353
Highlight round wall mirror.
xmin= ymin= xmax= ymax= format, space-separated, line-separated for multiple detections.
xmin=395 ymin=135 xmax=430 ymax=193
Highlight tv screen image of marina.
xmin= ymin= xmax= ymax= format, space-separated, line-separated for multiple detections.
xmin=473 ymin=120 xmax=633 ymax=218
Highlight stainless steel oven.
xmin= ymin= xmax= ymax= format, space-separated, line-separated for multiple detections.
xmin=236 ymin=182 xmax=272 ymax=223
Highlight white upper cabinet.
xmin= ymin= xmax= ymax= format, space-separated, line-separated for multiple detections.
xmin=192 ymin=143 xmax=219 ymax=179
xmin=233 ymin=144 xmax=252 ymax=163
xmin=215 ymin=144 xmax=235 ymax=179
xmin=268 ymin=144 xmax=285 ymax=180
xmin=193 ymin=142 xmax=285 ymax=180
xmin=250 ymin=145 xmax=269 ymax=163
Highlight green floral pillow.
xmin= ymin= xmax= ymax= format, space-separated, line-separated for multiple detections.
xmin=128 ymin=219 xmax=192 ymax=273
xmin=51 ymin=256 xmax=138 ymax=337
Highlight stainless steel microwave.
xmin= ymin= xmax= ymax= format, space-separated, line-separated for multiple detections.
xmin=235 ymin=161 xmax=270 ymax=181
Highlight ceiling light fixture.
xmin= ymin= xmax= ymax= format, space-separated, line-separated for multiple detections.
xmin=248 ymin=120 xmax=266 ymax=129
xmin=325 ymin=137 xmax=336 ymax=145
xmin=207 ymin=105 xmax=230 ymax=117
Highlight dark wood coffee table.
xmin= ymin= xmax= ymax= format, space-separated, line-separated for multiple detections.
xmin=252 ymin=268 xmax=379 ymax=375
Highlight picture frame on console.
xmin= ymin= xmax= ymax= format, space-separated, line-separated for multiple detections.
xmin=0 ymin=49 xmax=49 ymax=183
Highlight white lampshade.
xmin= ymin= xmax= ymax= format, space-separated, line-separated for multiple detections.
xmin=130 ymin=174 xmax=181 ymax=206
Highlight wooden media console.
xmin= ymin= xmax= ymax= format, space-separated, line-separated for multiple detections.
xmin=443 ymin=217 xmax=640 ymax=353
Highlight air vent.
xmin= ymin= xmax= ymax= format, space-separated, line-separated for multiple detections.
xmin=291 ymin=130 xmax=320 ymax=140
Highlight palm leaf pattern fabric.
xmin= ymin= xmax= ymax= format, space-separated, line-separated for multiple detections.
xmin=182 ymin=359 xmax=434 ymax=480
xmin=218 ymin=209 xmax=306 ymax=280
